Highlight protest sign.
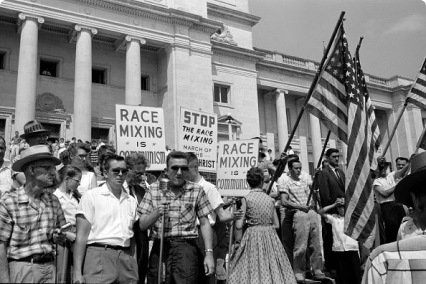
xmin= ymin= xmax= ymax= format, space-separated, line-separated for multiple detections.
xmin=115 ymin=104 xmax=166 ymax=171
xmin=217 ymin=139 xmax=259 ymax=197
xmin=178 ymin=107 xmax=217 ymax=172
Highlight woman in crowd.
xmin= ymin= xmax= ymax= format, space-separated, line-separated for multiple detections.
xmin=63 ymin=143 xmax=96 ymax=195
xmin=229 ymin=167 xmax=296 ymax=284
xmin=54 ymin=165 xmax=82 ymax=283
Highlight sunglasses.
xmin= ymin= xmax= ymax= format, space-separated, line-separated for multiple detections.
xmin=170 ymin=166 xmax=189 ymax=172
xmin=111 ymin=168 xmax=129 ymax=175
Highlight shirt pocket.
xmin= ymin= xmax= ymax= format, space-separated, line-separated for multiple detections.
xmin=12 ymin=220 xmax=31 ymax=246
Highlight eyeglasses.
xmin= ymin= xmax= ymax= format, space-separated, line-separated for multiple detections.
xmin=111 ymin=168 xmax=129 ymax=175
xmin=75 ymin=154 xmax=87 ymax=160
xmin=33 ymin=165 xmax=56 ymax=172
xmin=170 ymin=166 xmax=189 ymax=172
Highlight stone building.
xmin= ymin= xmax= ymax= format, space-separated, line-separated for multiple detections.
xmin=0 ymin=0 xmax=422 ymax=173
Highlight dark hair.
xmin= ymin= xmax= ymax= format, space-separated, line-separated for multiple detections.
xmin=246 ymin=167 xmax=264 ymax=188
xmin=259 ymin=152 xmax=266 ymax=159
xmin=325 ymin=148 xmax=339 ymax=157
xmin=166 ymin=151 xmax=188 ymax=168
xmin=396 ymin=157 xmax=409 ymax=164
xmin=102 ymin=154 xmax=125 ymax=172
xmin=186 ymin=152 xmax=198 ymax=164
xmin=287 ymin=154 xmax=299 ymax=162
xmin=56 ymin=165 xmax=82 ymax=184
xmin=97 ymin=145 xmax=116 ymax=172
xmin=0 ymin=136 xmax=5 ymax=145
xmin=125 ymin=152 xmax=150 ymax=169
xmin=288 ymin=159 xmax=301 ymax=169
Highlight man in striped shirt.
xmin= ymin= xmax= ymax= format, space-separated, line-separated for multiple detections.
xmin=280 ymin=159 xmax=324 ymax=282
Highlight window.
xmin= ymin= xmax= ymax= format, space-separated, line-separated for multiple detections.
xmin=91 ymin=127 xmax=109 ymax=143
xmin=0 ymin=119 xmax=5 ymax=137
xmin=214 ymin=84 xmax=230 ymax=104
xmin=0 ymin=52 xmax=5 ymax=70
xmin=40 ymin=59 xmax=58 ymax=77
xmin=141 ymin=76 xmax=150 ymax=91
xmin=92 ymin=68 xmax=106 ymax=84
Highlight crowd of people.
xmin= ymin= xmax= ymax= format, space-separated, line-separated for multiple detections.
xmin=0 ymin=119 xmax=426 ymax=284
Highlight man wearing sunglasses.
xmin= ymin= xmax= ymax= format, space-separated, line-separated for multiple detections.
xmin=0 ymin=145 xmax=66 ymax=283
xmin=138 ymin=151 xmax=215 ymax=284
xmin=73 ymin=154 xmax=139 ymax=284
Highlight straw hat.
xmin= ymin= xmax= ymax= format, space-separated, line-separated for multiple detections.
xmin=394 ymin=152 xmax=426 ymax=207
xmin=12 ymin=145 xmax=61 ymax=172
xmin=20 ymin=120 xmax=49 ymax=139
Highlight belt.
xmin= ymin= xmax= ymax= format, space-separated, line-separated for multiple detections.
xmin=88 ymin=243 xmax=129 ymax=251
xmin=8 ymin=253 xmax=54 ymax=264
xmin=155 ymin=237 xmax=197 ymax=244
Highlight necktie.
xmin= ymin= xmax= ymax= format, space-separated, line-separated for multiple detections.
xmin=335 ymin=169 xmax=341 ymax=180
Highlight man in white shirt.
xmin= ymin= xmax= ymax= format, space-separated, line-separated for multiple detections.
xmin=186 ymin=152 xmax=243 ymax=284
xmin=73 ymin=154 xmax=139 ymax=283
xmin=0 ymin=137 xmax=12 ymax=196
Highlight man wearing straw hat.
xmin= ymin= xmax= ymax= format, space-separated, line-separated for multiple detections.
xmin=0 ymin=145 xmax=67 ymax=283
xmin=362 ymin=152 xmax=426 ymax=284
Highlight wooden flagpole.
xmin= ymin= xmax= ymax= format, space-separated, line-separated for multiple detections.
xmin=267 ymin=11 xmax=346 ymax=194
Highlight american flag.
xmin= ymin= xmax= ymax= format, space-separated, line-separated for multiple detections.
xmin=406 ymin=58 xmax=426 ymax=110
xmin=306 ymin=24 xmax=377 ymax=242
xmin=344 ymin=49 xmax=381 ymax=243
xmin=306 ymin=24 xmax=349 ymax=143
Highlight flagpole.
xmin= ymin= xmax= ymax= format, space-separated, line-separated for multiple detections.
xmin=381 ymin=60 xmax=425 ymax=157
xmin=267 ymin=11 xmax=345 ymax=194
xmin=306 ymin=129 xmax=331 ymax=206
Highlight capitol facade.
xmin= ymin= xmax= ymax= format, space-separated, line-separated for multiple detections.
xmin=0 ymin=0 xmax=422 ymax=172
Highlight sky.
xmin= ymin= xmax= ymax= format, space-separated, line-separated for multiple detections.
xmin=248 ymin=0 xmax=426 ymax=80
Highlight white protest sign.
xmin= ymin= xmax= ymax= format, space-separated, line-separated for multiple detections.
xmin=115 ymin=104 xmax=166 ymax=171
xmin=178 ymin=107 xmax=217 ymax=172
xmin=217 ymin=139 xmax=259 ymax=197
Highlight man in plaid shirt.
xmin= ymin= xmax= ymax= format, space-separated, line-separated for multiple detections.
xmin=138 ymin=151 xmax=215 ymax=284
xmin=280 ymin=159 xmax=324 ymax=282
xmin=0 ymin=145 xmax=66 ymax=283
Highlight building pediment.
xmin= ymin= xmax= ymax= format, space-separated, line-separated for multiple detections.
xmin=36 ymin=92 xmax=66 ymax=114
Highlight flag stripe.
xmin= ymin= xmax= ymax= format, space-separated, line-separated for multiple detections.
xmin=407 ymin=58 xmax=426 ymax=110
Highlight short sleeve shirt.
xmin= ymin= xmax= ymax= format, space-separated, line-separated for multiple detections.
xmin=0 ymin=187 xmax=66 ymax=259
xmin=137 ymin=180 xmax=213 ymax=239
xmin=53 ymin=189 xmax=79 ymax=226
xmin=198 ymin=177 xmax=223 ymax=225
xmin=324 ymin=214 xmax=359 ymax=252
xmin=0 ymin=160 xmax=12 ymax=195
xmin=279 ymin=174 xmax=312 ymax=206
xmin=373 ymin=176 xmax=395 ymax=204
xmin=77 ymin=183 xmax=138 ymax=247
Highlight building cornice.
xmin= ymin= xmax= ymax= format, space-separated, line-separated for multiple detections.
xmin=212 ymin=42 xmax=265 ymax=63
xmin=207 ymin=2 xmax=260 ymax=27
xmin=72 ymin=0 xmax=222 ymax=34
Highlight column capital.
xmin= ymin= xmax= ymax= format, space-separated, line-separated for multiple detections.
xmin=74 ymin=24 xmax=98 ymax=35
xmin=275 ymin=89 xmax=288 ymax=95
xmin=17 ymin=13 xmax=44 ymax=32
xmin=69 ymin=25 xmax=97 ymax=43
xmin=114 ymin=36 xmax=146 ymax=52
xmin=125 ymin=35 xmax=146 ymax=45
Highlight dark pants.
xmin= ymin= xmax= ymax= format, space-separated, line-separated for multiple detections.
xmin=335 ymin=251 xmax=361 ymax=284
xmin=134 ymin=222 xmax=149 ymax=284
xmin=381 ymin=201 xmax=406 ymax=244
xmin=148 ymin=239 xmax=199 ymax=284
xmin=323 ymin=221 xmax=337 ymax=271
xmin=280 ymin=208 xmax=295 ymax=267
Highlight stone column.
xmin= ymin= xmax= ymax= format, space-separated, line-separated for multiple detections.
xmin=14 ymin=13 xmax=44 ymax=132
xmin=73 ymin=25 xmax=97 ymax=142
xmin=125 ymin=36 xmax=146 ymax=105
xmin=309 ymin=114 xmax=322 ymax=166
xmin=275 ymin=89 xmax=289 ymax=153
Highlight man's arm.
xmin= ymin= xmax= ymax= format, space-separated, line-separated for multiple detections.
xmin=373 ymin=184 xmax=395 ymax=198
xmin=199 ymin=216 xmax=215 ymax=276
xmin=0 ymin=241 xmax=9 ymax=283
xmin=73 ymin=215 xmax=91 ymax=283
xmin=317 ymin=171 xmax=330 ymax=207
xmin=139 ymin=205 xmax=165 ymax=231
xmin=281 ymin=192 xmax=309 ymax=212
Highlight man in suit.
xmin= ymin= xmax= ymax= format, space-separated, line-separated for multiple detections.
xmin=318 ymin=148 xmax=345 ymax=276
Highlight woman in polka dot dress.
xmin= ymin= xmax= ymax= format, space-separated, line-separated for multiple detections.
xmin=229 ymin=167 xmax=296 ymax=284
